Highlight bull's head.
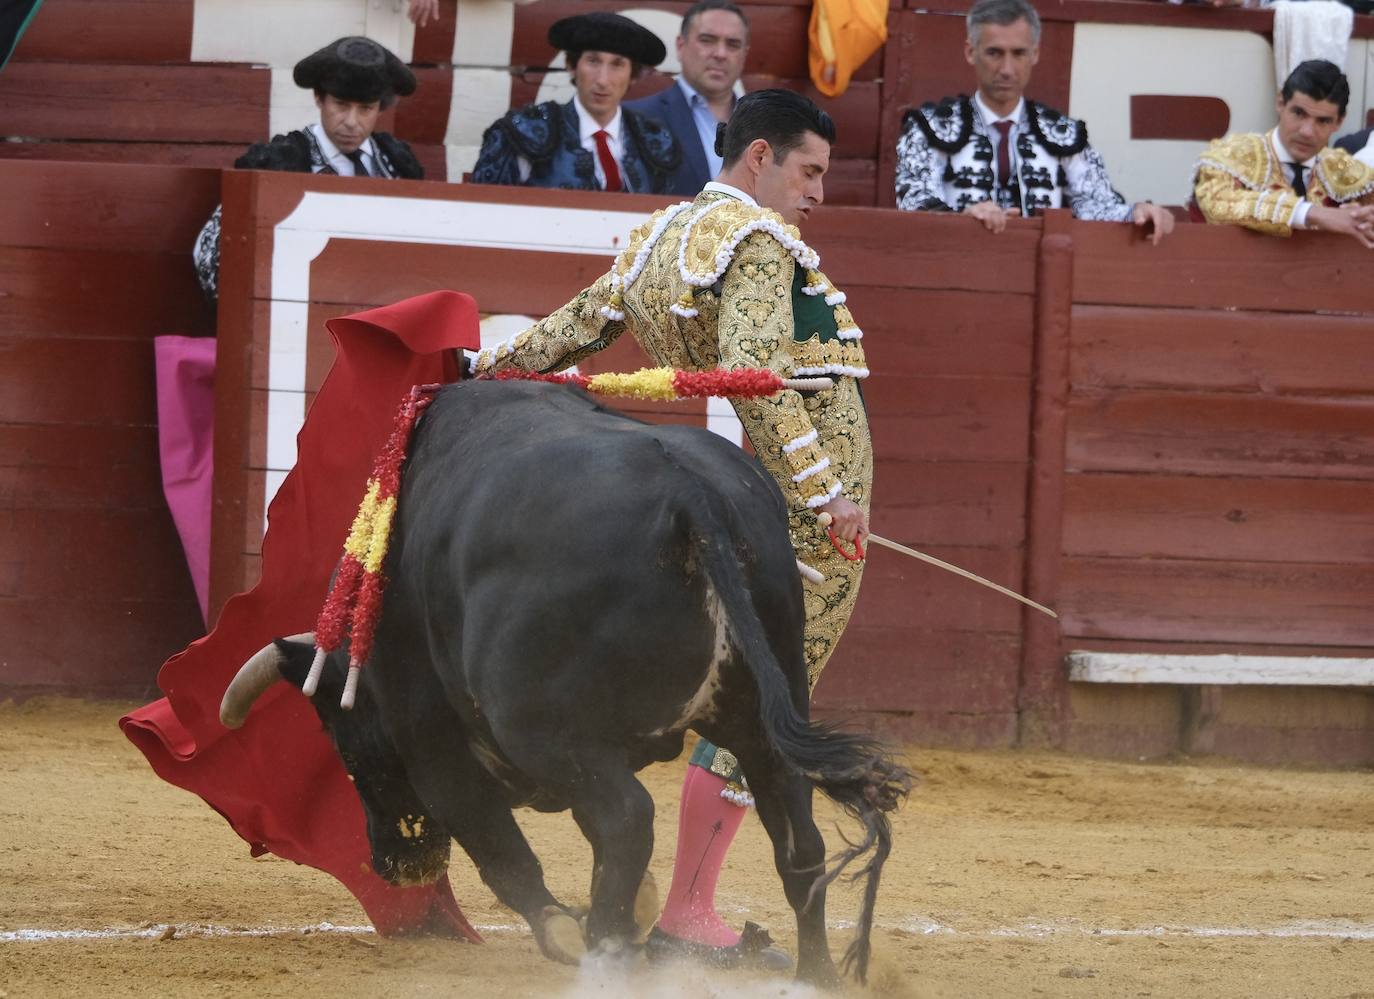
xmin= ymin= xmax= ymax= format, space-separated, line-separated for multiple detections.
xmin=220 ymin=637 xmax=453 ymax=887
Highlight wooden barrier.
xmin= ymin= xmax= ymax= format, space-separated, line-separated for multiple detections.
xmin=0 ymin=161 xmax=215 ymax=696
xmin=208 ymin=169 xmax=1374 ymax=762
xmin=4 ymin=158 xmax=1371 ymax=764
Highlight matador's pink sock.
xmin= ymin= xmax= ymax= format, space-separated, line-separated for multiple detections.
xmin=655 ymin=764 xmax=749 ymax=947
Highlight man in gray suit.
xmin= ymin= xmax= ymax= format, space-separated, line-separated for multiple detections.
xmin=625 ymin=0 xmax=749 ymax=196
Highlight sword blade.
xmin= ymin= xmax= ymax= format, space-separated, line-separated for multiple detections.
xmin=866 ymin=533 xmax=1059 ymax=619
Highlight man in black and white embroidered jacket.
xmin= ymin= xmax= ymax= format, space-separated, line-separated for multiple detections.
xmin=894 ymin=0 xmax=1172 ymax=244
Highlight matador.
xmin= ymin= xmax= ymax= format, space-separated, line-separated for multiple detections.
xmin=474 ymin=89 xmax=872 ymax=968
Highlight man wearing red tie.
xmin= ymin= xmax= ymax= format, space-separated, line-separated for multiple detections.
xmin=894 ymin=0 xmax=1172 ymax=243
xmin=472 ymin=12 xmax=683 ymax=194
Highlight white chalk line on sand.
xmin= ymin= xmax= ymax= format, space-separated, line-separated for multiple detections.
xmin=6 ymin=916 xmax=1374 ymax=945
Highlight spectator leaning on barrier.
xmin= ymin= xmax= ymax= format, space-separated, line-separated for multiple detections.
xmin=192 ymin=36 xmax=424 ymax=303
xmin=624 ymin=0 xmax=750 ymax=197
xmin=471 ymin=12 xmax=682 ymax=194
xmin=1192 ymin=59 xmax=1374 ymax=248
xmin=893 ymin=0 xmax=1173 ymax=244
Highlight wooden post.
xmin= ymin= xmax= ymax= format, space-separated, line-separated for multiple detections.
xmin=1017 ymin=209 xmax=1074 ymax=746
xmin=207 ymin=169 xmax=258 ymax=624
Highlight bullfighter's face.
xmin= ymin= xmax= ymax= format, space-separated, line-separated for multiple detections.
xmin=571 ymin=50 xmax=635 ymax=128
xmin=753 ymin=131 xmax=830 ymax=228
xmin=965 ymin=18 xmax=1039 ymax=119
xmin=315 ymin=92 xmax=382 ymax=155
xmin=1275 ymin=91 xmax=1344 ymax=163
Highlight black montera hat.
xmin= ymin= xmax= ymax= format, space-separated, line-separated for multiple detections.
xmin=293 ymin=36 xmax=417 ymax=104
xmin=548 ymin=12 xmax=667 ymax=67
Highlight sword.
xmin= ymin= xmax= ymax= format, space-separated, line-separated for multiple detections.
xmin=816 ymin=513 xmax=1058 ymax=619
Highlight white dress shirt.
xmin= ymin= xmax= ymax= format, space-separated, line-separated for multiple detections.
xmin=703 ymin=180 xmax=757 ymax=206
xmin=1270 ymin=129 xmax=1316 ymax=228
xmin=309 ymin=122 xmax=378 ymax=177
xmin=573 ymin=96 xmax=624 ymax=189
xmin=974 ymin=92 xmax=1024 ymax=194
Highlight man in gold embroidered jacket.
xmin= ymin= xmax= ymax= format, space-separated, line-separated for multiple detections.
xmin=1193 ymin=59 xmax=1374 ymax=247
xmin=474 ymin=90 xmax=872 ymax=966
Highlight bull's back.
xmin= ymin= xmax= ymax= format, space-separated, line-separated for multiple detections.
xmin=385 ymin=382 xmax=801 ymax=723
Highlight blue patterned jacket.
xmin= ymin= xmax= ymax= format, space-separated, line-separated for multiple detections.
xmin=471 ymin=99 xmax=681 ymax=194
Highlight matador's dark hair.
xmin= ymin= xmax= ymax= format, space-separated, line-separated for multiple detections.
xmin=716 ymin=88 xmax=835 ymax=167
xmin=1282 ymin=59 xmax=1350 ymax=117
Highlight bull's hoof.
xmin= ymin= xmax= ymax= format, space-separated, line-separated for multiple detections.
xmin=536 ymin=906 xmax=586 ymax=965
xmin=632 ymin=872 xmax=660 ymax=942
xmin=645 ymin=922 xmax=794 ymax=973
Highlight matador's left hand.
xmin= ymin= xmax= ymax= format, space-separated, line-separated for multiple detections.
xmin=817 ymin=496 xmax=868 ymax=542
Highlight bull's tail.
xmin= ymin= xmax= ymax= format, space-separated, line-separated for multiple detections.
xmin=691 ymin=509 xmax=913 ymax=984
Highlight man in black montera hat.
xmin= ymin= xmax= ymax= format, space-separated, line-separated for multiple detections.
xmin=471 ymin=11 xmax=682 ymax=194
xmin=193 ymin=36 xmax=425 ymax=303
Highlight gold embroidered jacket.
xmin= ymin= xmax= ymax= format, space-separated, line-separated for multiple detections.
xmin=474 ymin=190 xmax=871 ymax=518
xmin=1193 ymin=131 xmax=1374 ymax=236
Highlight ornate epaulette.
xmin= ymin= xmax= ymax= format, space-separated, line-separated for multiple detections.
xmin=1026 ymin=101 xmax=1088 ymax=157
xmin=489 ymin=102 xmax=563 ymax=164
xmin=623 ymin=108 xmax=683 ymax=175
xmin=1194 ymin=132 xmax=1272 ymax=191
xmin=234 ymin=131 xmax=314 ymax=172
xmin=599 ymin=196 xmax=826 ymax=322
xmin=373 ymin=132 xmax=425 ymax=180
xmin=903 ymin=95 xmax=973 ymax=153
xmin=1313 ymin=146 xmax=1374 ymax=203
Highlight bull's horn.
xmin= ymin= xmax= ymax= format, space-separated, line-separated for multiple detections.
xmin=219 ymin=632 xmax=315 ymax=729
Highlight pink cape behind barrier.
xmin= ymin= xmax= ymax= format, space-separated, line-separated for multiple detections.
xmin=121 ymin=291 xmax=483 ymax=940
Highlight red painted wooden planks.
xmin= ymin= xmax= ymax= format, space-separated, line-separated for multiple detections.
xmin=815 ymin=626 xmax=1022 ymax=712
xmin=859 ymin=287 xmax=1034 ymax=378
xmin=412 ymin=0 xmax=459 ymax=65
xmin=0 ymin=64 xmax=268 ymax=143
xmin=1072 ymin=305 xmax=1374 ymax=395
xmin=858 ymin=544 xmax=1027 ymax=634
xmin=1059 ymin=556 xmax=1374 ymax=646
xmin=1064 ymin=473 xmax=1374 ymax=564
xmin=0 ymin=246 xmax=213 ymax=339
xmin=1071 ymin=218 xmax=1374 ymax=315
xmin=0 ymin=336 xmax=160 ymax=426
xmin=0 ymin=595 xmax=204 ymax=694
xmin=308 ymin=241 xmax=616 ymax=315
xmin=809 ymin=210 xmax=1041 ymax=293
xmin=0 ymin=160 xmax=220 ymax=253
xmin=875 ymin=460 xmax=1027 ymax=547
xmin=395 ymin=67 xmax=454 ymax=145
xmin=1066 ymin=390 xmax=1374 ymax=480
xmin=10 ymin=0 xmax=193 ymax=63
xmin=865 ymin=374 xmax=1031 ymax=462
xmin=0 ymin=424 xmax=167 ymax=512
xmin=1 ymin=507 xmax=195 ymax=602
xmin=0 ymin=141 xmax=242 ymax=169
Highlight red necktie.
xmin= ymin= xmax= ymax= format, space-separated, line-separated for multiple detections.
xmin=593 ymin=129 xmax=622 ymax=192
xmin=993 ymin=120 xmax=1014 ymax=190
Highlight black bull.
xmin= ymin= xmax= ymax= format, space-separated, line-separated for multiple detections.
xmin=222 ymin=381 xmax=911 ymax=985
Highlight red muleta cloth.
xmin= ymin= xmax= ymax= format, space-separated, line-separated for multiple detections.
xmin=121 ymin=291 xmax=482 ymax=941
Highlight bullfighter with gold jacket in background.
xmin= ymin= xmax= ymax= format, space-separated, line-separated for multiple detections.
xmin=1192 ymin=59 xmax=1374 ymax=247
xmin=474 ymin=89 xmax=872 ymax=970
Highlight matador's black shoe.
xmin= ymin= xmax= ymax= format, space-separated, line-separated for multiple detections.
xmin=645 ymin=921 xmax=794 ymax=973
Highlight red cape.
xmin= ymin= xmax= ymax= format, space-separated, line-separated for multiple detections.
xmin=121 ymin=291 xmax=483 ymax=940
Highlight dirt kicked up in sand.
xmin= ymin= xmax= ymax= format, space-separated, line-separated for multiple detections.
xmin=1 ymin=697 xmax=1371 ymax=998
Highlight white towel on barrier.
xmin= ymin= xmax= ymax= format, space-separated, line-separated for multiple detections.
xmin=1271 ymin=0 xmax=1354 ymax=82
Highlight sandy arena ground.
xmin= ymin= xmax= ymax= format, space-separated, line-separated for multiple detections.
xmin=1 ymin=696 xmax=1371 ymax=998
